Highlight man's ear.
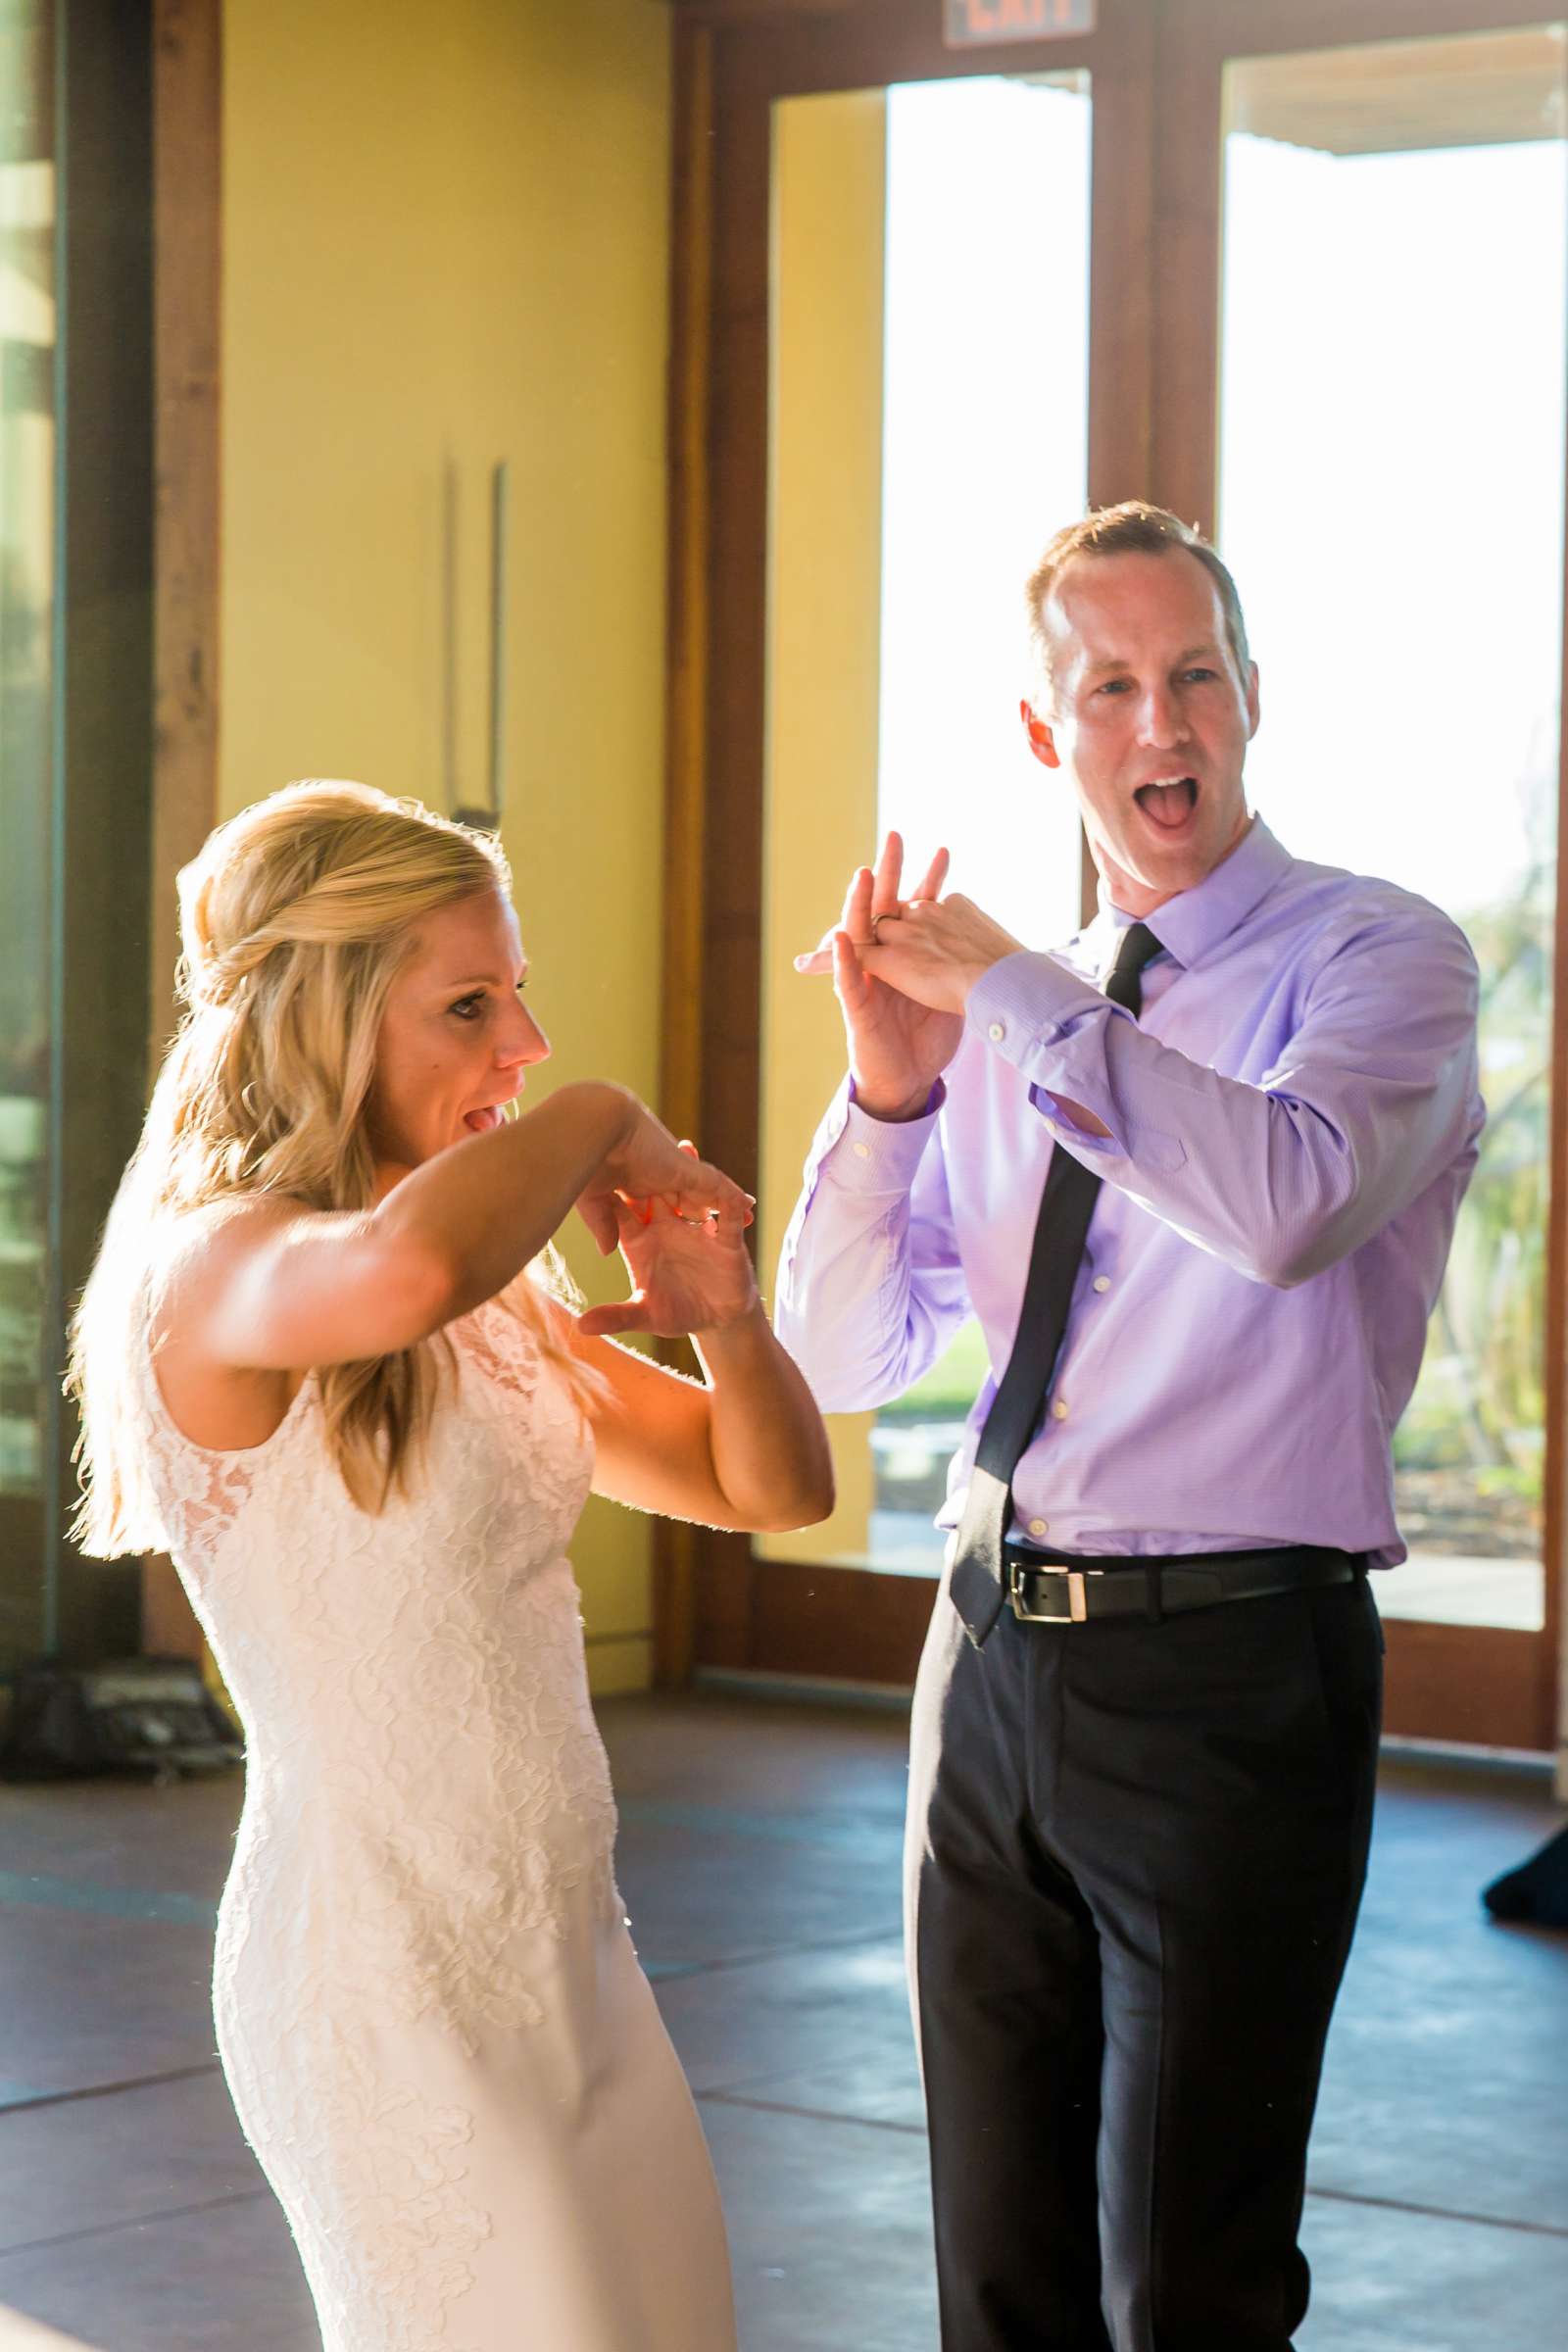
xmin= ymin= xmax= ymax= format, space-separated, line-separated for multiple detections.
xmin=1020 ymin=697 xmax=1060 ymax=770
xmin=1245 ymin=661 xmax=1261 ymax=741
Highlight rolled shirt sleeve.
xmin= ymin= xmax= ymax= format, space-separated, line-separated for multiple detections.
xmin=966 ymin=906 xmax=1483 ymax=1291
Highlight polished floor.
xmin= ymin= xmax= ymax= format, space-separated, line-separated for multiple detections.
xmin=0 ymin=1690 xmax=1565 ymax=2350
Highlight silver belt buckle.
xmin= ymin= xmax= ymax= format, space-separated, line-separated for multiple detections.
xmin=1009 ymin=1562 xmax=1093 ymax=1623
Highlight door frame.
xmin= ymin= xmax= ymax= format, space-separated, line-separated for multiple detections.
xmin=661 ymin=0 xmax=1567 ymax=1753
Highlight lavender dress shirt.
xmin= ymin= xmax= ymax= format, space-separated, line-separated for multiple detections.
xmin=773 ymin=817 xmax=1485 ymax=1568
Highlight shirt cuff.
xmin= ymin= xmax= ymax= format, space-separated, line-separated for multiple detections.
xmin=966 ymin=949 xmax=1109 ymax=1058
xmin=817 ymin=1077 xmax=945 ymax=1190
xmin=968 ymin=952 xmax=1131 ymax=1153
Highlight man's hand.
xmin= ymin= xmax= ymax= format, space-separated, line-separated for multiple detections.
xmin=794 ymin=834 xmax=967 ymax=1120
xmin=854 ymin=890 xmax=1025 ymax=1015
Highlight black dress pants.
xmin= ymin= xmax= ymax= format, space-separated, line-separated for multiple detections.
xmin=906 ymin=1564 xmax=1383 ymax=2352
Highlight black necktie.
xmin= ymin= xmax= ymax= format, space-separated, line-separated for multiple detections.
xmin=948 ymin=920 xmax=1166 ymax=1645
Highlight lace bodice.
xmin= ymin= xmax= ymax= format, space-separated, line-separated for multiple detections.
xmin=135 ymin=1292 xmax=597 ymax=1782
xmin=134 ymin=1283 xmax=612 ymax=1905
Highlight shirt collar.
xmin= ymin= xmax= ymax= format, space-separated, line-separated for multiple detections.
xmin=1097 ymin=814 xmax=1292 ymax=972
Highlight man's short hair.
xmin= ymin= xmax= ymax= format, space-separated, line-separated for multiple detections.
xmin=1024 ymin=502 xmax=1251 ymax=707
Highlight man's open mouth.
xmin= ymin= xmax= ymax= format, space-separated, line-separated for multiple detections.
xmin=1134 ymin=778 xmax=1199 ymax=832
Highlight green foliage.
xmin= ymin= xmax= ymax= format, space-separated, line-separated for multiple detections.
xmin=1400 ymin=758 xmax=1552 ymax=1514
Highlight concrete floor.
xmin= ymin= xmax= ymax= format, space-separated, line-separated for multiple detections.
xmin=0 ymin=1690 xmax=1565 ymax=2351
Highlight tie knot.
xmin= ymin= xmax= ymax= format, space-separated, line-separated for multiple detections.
xmin=1103 ymin=921 xmax=1163 ymax=1012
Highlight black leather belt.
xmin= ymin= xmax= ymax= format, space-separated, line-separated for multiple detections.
xmin=1002 ymin=1544 xmax=1363 ymax=1626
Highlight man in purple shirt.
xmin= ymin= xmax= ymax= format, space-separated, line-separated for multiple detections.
xmin=777 ymin=503 xmax=1483 ymax=2352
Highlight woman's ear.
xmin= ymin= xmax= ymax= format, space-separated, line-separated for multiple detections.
xmin=1020 ymin=698 xmax=1060 ymax=770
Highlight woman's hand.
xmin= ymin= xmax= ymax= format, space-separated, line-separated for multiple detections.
xmin=578 ymin=1153 xmax=760 ymax=1340
xmin=577 ymin=1101 xmax=752 ymax=1257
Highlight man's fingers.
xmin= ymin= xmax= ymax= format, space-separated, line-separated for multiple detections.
xmin=840 ymin=863 xmax=874 ymax=941
xmin=871 ymin=831 xmax=905 ymax=922
xmin=910 ymin=844 xmax=951 ymax=903
xmin=831 ymin=928 xmax=875 ymax=1010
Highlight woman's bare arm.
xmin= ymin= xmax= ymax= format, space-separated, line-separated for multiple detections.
xmin=167 ymin=1083 xmax=744 ymax=1377
xmin=541 ymin=1191 xmax=835 ymax=1535
xmin=568 ymin=1312 xmax=835 ymax=1536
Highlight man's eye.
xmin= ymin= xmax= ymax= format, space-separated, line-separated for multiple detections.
xmin=1183 ymin=667 xmax=1218 ymax=685
xmin=1097 ymin=678 xmax=1132 ymax=697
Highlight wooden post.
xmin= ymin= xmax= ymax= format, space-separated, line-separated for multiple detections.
xmin=143 ymin=0 xmax=221 ymax=1662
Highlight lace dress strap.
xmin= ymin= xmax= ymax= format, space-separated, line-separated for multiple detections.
xmin=132 ymin=1266 xmax=315 ymax=1576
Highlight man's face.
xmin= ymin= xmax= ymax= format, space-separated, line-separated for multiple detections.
xmin=1022 ymin=547 xmax=1260 ymax=915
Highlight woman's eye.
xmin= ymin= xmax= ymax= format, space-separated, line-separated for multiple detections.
xmin=449 ymin=994 xmax=485 ymax=1021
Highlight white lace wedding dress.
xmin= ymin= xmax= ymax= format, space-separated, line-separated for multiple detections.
xmin=134 ymin=1287 xmax=737 ymax=2352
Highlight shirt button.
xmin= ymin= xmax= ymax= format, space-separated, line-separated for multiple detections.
xmin=1093 ymin=1275 xmax=1111 ymax=1294
xmin=1052 ymin=1399 xmax=1069 ymax=1421
xmin=853 ymin=1142 xmax=871 ymax=1159
xmin=1028 ymin=1517 xmax=1049 ymax=1538
xmin=988 ymin=1021 xmax=1005 ymax=1042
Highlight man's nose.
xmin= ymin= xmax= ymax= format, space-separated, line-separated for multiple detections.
xmin=1137 ymin=683 xmax=1183 ymax=746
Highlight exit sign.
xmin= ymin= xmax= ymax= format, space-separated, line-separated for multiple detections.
xmin=945 ymin=0 xmax=1096 ymax=45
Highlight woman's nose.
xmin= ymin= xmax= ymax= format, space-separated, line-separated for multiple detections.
xmin=498 ymin=1003 xmax=551 ymax=1067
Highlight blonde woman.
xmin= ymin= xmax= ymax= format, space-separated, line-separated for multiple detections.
xmin=71 ymin=780 xmax=833 ymax=2352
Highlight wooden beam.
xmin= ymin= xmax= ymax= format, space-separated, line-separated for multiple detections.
xmin=1230 ymin=25 xmax=1566 ymax=157
xmin=152 ymin=0 xmax=221 ymax=1073
xmin=143 ymin=0 xmax=221 ymax=1665
xmin=667 ymin=1 xmax=862 ymax=22
xmin=654 ymin=15 xmax=718 ymax=1688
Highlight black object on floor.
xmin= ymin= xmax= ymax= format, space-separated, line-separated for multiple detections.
xmin=1483 ymin=1824 xmax=1568 ymax=1929
xmin=0 ymin=1655 xmax=242 ymax=1781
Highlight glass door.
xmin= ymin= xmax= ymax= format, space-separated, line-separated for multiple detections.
xmin=670 ymin=0 xmax=1148 ymax=1684
xmin=673 ymin=0 xmax=1565 ymax=1750
xmin=0 ymin=0 xmax=58 ymax=1669
xmin=759 ymin=66 xmax=1093 ymax=1588
xmin=0 ymin=0 xmax=152 ymax=1678
xmin=1152 ymin=1 xmax=1568 ymax=1751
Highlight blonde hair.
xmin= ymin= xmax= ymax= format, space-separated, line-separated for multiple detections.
xmin=71 ymin=779 xmax=597 ymax=1555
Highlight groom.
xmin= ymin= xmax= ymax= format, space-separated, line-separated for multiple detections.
xmin=775 ymin=503 xmax=1484 ymax=2350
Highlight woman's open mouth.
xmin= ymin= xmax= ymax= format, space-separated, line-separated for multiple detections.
xmin=1134 ymin=778 xmax=1199 ymax=835
xmin=463 ymin=1104 xmax=505 ymax=1135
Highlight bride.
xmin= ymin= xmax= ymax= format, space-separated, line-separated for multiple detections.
xmin=69 ymin=779 xmax=833 ymax=2351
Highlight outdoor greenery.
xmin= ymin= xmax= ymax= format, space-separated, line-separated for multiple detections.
xmin=1395 ymin=763 xmax=1552 ymax=1540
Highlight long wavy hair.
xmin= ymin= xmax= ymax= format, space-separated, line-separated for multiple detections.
xmin=70 ymin=780 xmax=597 ymax=1555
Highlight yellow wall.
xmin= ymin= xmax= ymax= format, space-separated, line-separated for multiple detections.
xmin=757 ymin=91 xmax=887 ymax=1568
xmin=221 ymin=0 xmax=671 ymax=1690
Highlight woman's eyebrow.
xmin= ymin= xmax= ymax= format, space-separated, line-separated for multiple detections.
xmin=439 ymin=962 xmax=528 ymax=989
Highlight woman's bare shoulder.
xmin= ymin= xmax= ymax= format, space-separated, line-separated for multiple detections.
xmin=149 ymin=1200 xmax=305 ymax=1446
xmin=150 ymin=1196 xmax=297 ymax=1311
